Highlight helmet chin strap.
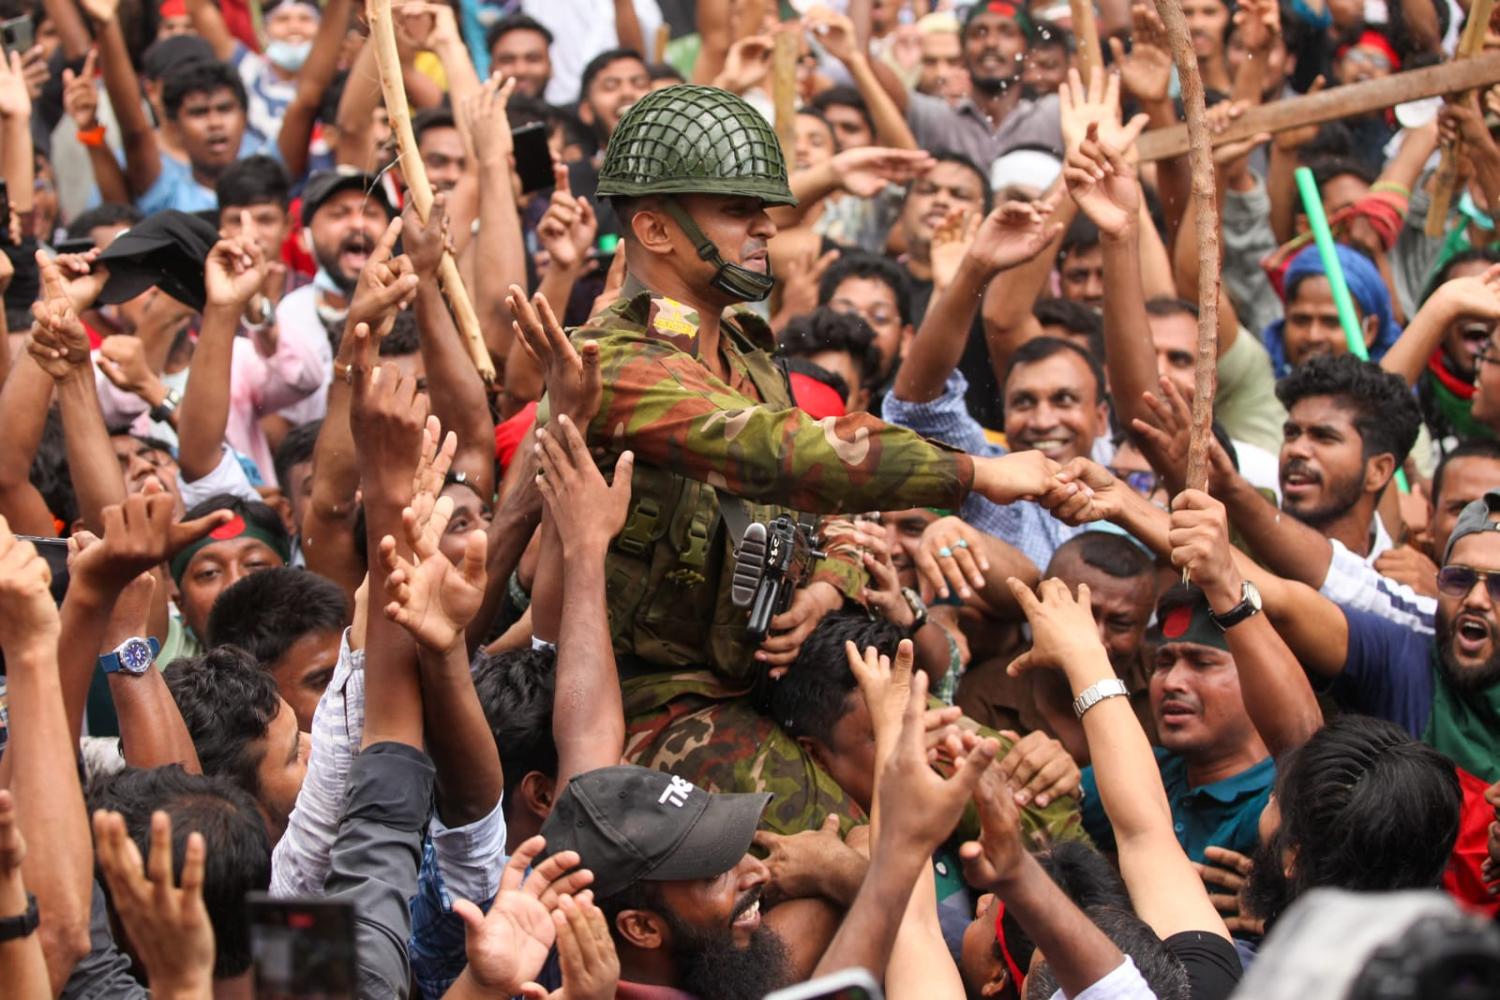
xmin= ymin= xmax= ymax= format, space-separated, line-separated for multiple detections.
xmin=662 ymin=198 xmax=776 ymax=303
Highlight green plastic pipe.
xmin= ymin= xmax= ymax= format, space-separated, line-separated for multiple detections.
xmin=1292 ymin=166 xmax=1408 ymax=492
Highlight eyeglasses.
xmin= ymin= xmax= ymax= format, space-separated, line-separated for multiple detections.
xmin=1108 ymin=466 xmax=1160 ymax=497
xmin=1477 ymin=346 xmax=1500 ymax=368
xmin=1436 ymin=566 xmax=1500 ymax=601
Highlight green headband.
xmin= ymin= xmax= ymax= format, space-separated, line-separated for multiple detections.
xmin=169 ymin=513 xmax=290 ymax=585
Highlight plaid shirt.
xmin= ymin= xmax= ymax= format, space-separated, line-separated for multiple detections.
xmin=882 ymin=371 xmax=1113 ymax=572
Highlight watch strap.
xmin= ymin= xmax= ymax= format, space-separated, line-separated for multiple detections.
xmin=99 ymin=636 xmax=161 ymax=675
xmin=0 ymin=893 xmax=39 ymax=942
xmin=149 ymin=388 xmax=181 ymax=423
xmin=1208 ymin=581 xmax=1262 ymax=631
xmin=1072 ymin=678 xmax=1130 ymax=720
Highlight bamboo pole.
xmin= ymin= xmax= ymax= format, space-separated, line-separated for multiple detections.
xmin=1426 ymin=0 xmax=1496 ymax=237
xmin=365 ymin=0 xmax=496 ymax=382
xmin=772 ymin=31 xmax=799 ymax=163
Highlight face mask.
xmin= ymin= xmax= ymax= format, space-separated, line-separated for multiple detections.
xmin=265 ymin=39 xmax=312 ymax=72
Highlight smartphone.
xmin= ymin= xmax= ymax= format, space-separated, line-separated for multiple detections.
xmin=0 ymin=15 xmax=33 ymax=56
xmin=248 ymin=894 xmax=358 ymax=1000
xmin=512 ymin=122 xmax=556 ymax=195
xmin=0 ymin=179 xmax=9 ymax=247
xmin=15 ymin=536 xmax=70 ymax=606
xmin=593 ymin=231 xmax=618 ymax=273
xmin=764 ymin=969 xmax=884 ymax=1000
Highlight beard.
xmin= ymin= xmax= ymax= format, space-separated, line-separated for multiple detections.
xmin=1434 ymin=607 xmax=1500 ymax=694
xmin=1280 ymin=459 xmax=1365 ymax=529
xmin=664 ymin=906 xmax=792 ymax=1000
xmin=1243 ymin=835 xmax=1296 ymax=931
xmin=312 ymin=232 xmax=374 ymax=295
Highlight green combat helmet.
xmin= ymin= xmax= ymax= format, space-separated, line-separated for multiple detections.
xmin=597 ymin=84 xmax=796 ymax=303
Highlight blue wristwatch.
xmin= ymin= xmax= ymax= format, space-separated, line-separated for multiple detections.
xmin=99 ymin=637 xmax=161 ymax=675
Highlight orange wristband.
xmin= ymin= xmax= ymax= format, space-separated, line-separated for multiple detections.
xmin=76 ymin=125 xmax=106 ymax=148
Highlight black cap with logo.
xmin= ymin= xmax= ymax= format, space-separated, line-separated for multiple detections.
xmin=539 ymin=765 xmax=770 ymax=900
xmin=300 ymin=167 xmax=396 ymax=227
xmin=1148 ymin=584 xmax=1231 ymax=653
xmin=95 ymin=210 xmax=220 ymax=313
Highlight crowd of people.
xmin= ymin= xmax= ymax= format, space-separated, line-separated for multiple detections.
xmin=3 ymin=0 xmax=1500 ymax=997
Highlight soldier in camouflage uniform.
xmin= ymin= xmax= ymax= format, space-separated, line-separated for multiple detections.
xmin=531 ymin=84 xmax=1084 ymax=843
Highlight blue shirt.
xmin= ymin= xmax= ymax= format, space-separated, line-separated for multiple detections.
xmin=1080 ymin=747 xmax=1275 ymax=862
xmin=1334 ymin=607 xmax=1435 ymax=741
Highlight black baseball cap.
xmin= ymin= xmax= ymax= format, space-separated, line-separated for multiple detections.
xmin=141 ymin=35 xmax=217 ymax=80
xmin=1444 ymin=490 xmax=1500 ymax=564
xmin=539 ymin=766 xmax=770 ymax=900
xmin=95 ymin=210 xmax=219 ymax=313
xmin=1148 ymin=584 xmax=1230 ymax=653
xmin=300 ymin=167 xmax=396 ymax=227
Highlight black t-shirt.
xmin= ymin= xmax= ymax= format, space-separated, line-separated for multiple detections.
xmin=1165 ymin=930 xmax=1243 ymax=1000
xmin=907 ymin=275 xmax=1006 ymax=432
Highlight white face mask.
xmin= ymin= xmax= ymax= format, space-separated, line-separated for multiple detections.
xmin=265 ymin=38 xmax=312 ymax=71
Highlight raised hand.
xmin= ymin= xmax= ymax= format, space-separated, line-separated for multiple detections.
xmin=1040 ymin=456 xmax=1125 ymax=526
xmin=536 ymin=164 xmax=599 ymax=275
xmin=407 ymin=415 xmax=459 ymax=532
xmin=508 ymin=285 xmax=603 ymax=427
xmin=62 ymin=50 xmax=101 ymax=129
xmin=1108 ymin=4 xmax=1172 ymax=105
xmin=0 ymin=518 xmax=59 ymax=654
xmin=29 ymin=251 xmax=92 ymax=380
xmin=346 ymin=217 xmax=419 ymax=342
xmin=913 ymin=515 xmax=990 ymax=602
xmin=1059 ymin=65 xmax=1146 ymax=157
xmin=402 ymin=194 xmax=455 ymax=281
xmin=929 ymin=207 xmax=974 ymax=291
xmin=452 ymin=836 xmax=595 ymax=996
xmin=0 ymin=49 xmax=31 ymax=120
xmin=996 ymin=729 xmax=1081 ymax=808
xmin=1063 ymin=120 xmax=1146 ymax=237
xmin=519 ymin=894 xmax=620 ymax=1000
xmin=831 ymin=147 xmax=936 ymax=198
xmin=379 ymin=494 xmax=488 ymax=652
xmin=752 ymin=814 xmax=868 ymax=906
xmin=92 ymin=809 xmax=215 ymax=996
xmin=776 ymin=246 xmax=839 ymax=323
xmin=969 ymin=195 xmax=1064 ymax=277
xmin=854 ymin=527 xmax=920 ymax=626
xmin=78 ymin=0 xmax=121 ymax=25
xmin=846 ymin=638 xmax=918 ymax=745
xmin=69 ymin=490 xmax=233 ymax=591
xmin=958 ymin=759 xmax=1027 ymax=888
xmin=204 ymin=230 xmax=267 ymax=311
xmin=1166 ymin=489 xmax=1240 ymax=595
xmin=804 ymin=6 xmax=860 ymax=65
xmin=462 ymin=74 xmax=518 ymax=166
xmin=1003 ymin=577 xmax=1107 ymax=678
xmin=1430 ymin=262 xmax=1500 ymax=322
xmin=714 ymin=34 xmax=774 ymax=94
xmin=534 ymin=413 xmax=633 ymax=557
xmin=350 ymin=335 xmax=432 ymax=507
xmin=1232 ymin=0 xmax=1280 ymax=54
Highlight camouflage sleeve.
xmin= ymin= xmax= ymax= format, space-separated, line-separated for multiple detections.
xmin=589 ymin=338 xmax=975 ymax=515
xmin=950 ymin=710 xmax=1091 ymax=848
xmin=811 ymin=517 xmax=868 ymax=603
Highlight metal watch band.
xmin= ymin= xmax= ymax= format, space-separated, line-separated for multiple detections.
xmin=1072 ymin=678 xmax=1130 ymax=720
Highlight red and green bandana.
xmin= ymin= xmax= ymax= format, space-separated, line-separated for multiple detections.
xmin=169 ymin=513 xmax=290 ymax=585
xmin=964 ymin=0 xmax=1036 ymax=40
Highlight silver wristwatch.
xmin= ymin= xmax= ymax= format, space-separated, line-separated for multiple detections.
xmin=1072 ymin=678 xmax=1130 ymax=720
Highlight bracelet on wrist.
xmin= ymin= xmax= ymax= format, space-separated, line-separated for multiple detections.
xmin=76 ymin=124 xmax=107 ymax=147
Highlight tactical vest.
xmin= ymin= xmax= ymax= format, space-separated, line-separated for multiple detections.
xmin=600 ymin=315 xmax=802 ymax=686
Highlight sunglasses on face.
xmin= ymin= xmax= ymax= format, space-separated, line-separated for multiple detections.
xmin=1437 ymin=566 xmax=1500 ymax=601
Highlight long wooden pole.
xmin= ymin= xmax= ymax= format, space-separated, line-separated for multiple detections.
xmin=365 ymin=0 xmax=496 ymax=383
xmin=1155 ymin=0 xmax=1219 ymax=497
xmin=1426 ymin=0 xmax=1496 ymax=237
xmin=772 ymin=31 xmax=799 ymax=163
xmin=1068 ymin=0 xmax=1102 ymax=80
xmin=1137 ymin=51 xmax=1500 ymax=161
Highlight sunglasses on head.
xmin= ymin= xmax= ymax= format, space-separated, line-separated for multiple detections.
xmin=1437 ymin=566 xmax=1500 ymax=601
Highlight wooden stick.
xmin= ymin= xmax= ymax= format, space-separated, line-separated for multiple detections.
xmin=1137 ymin=51 xmax=1500 ymax=161
xmin=772 ymin=31 xmax=799 ymax=164
xmin=1426 ymin=0 xmax=1496 ymax=237
xmin=1154 ymin=0 xmax=1219 ymax=498
xmin=653 ymin=23 xmax=671 ymax=64
xmin=1068 ymin=0 xmax=1103 ymax=80
xmin=365 ymin=0 xmax=496 ymax=383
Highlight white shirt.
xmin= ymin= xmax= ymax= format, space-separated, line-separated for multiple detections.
xmin=523 ymin=0 xmax=664 ymax=105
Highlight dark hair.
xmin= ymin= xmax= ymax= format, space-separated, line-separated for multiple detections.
xmin=772 ymin=613 xmax=906 ymax=744
xmin=818 ymin=252 xmax=913 ymax=327
xmin=926 ymin=149 xmax=995 ymax=216
xmin=1306 ymin=154 xmax=1379 ymax=191
xmin=485 ymin=11 xmax=554 ymax=54
xmin=88 ymin=765 xmax=270 ymax=978
xmin=580 ymin=47 xmax=646 ymax=100
xmin=777 ymin=307 xmax=882 ymax=391
xmin=163 ymin=61 xmax=248 ymax=120
xmin=182 ymin=493 xmax=291 ymax=556
xmin=1050 ymin=531 xmax=1153 ymax=580
xmin=1422 ymin=247 xmax=1500 ymax=306
xmin=1433 ymin=439 xmax=1500 ymax=504
xmin=165 ymin=647 xmax=282 ymax=800
xmin=1025 ymin=905 xmax=1189 ymax=1000
xmin=648 ymin=63 xmax=685 ymax=84
xmin=65 ymin=203 xmax=144 ymax=239
xmin=472 ymin=648 xmax=558 ymax=805
xmin=273 ymin=419 xmax=322 ymax=494
xmin=1059 ymin=214 xmax=1101 ymax=261
xmin=377 ymin=310 xmax=421 ymax=356
xmin=1030 ymin=19 xmax=1073 ymax=51
xmin=216 ymin=154 xmax=290 ymax=212
xmin=1144 ymin=296 xmax=1199 ymax=321
xmin=808 ymin=85 xmax=875 ymax=138
xmin=1261 ymin=715 xmax=1460 ymax=923
xmin=31 ymin=409 xmax=78 ymax=528
xmin=206 ymin=567 xmax=349 ymax=668
xmin=1275 ymin=355 xmax=1422 ymax=473
xmin=1033 ymin=296 xmax=1105 ymax=365
xmin=413 ymin=107 xmax=458 ymax=147
xmin=1003 ymin=335 xmax=1108 ymax=408
xmin=1036 ymin=841 xmax=1133 ymax=911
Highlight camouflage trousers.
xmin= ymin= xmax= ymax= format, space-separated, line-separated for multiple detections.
xmin=622 ymin=668 xmax=1089 ymax=847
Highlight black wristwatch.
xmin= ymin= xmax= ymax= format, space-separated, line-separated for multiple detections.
xmin=0 ymin=893 xmax=39 ymax=942
xmin=149 ymin=388 xmax=181 ymax=424
xmin=1208 ymin=580 xmax=1262 ymax=631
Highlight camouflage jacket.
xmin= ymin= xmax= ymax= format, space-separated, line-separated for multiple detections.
xmin=555 ymin=285 xmax=975 ymax=683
